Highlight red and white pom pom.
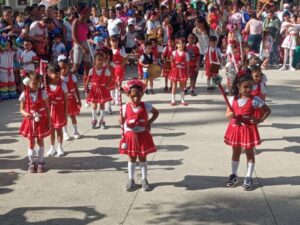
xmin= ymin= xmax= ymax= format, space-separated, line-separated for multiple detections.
xmin=23 ymin=77 xmax=31 ymax=86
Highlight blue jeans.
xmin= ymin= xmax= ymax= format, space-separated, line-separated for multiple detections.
xmin=248 ymin=34 xmax=262 ymax=53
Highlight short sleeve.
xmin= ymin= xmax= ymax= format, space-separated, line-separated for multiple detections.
xmin=139 ymin=55 xmax=145 ymax=63
xmin=61 ymin=82 xmax=68 ymax=93
xmin=228 ymin=96 xmax=234 ymax=107
xmin=19 ymin=92 xmax=25 ymax=102
xmin=252 ymin=96 xmax=265 ymax=109
xmin=144 ymin=102 xmax=153 ymax=113
xmin=42 ymin=90 xmax=48 ymax=100
xmin=120 ymin=47 xmax=128 ymax=58
xmin=88 ymin=68 xmax=93 ymax=76
xmin=72 ymin=74 xmax=78 ymax=83
xmin=185 ymin=53 xmax=190 ymax=62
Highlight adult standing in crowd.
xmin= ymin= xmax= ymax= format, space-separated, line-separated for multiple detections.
xmin=245 ymin=12 xmax=263 ymax=53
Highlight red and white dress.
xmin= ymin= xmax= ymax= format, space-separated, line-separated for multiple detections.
xmin=119 ymin=102 xmax=156 ymax=157
xmin=19 ymin=88 xmax=51 ymax=139
xmin=251 ymin=75 xmax=267 ymax=120
xmin=112 ymin=48 xmax=127 ymax=82
xmin=224 ymin=96 xmax=264 ymax=150
xmin=162 ymin=46 xmax=172 ymax=77
xmin=186 ymin=44 xmax=200 ymax=78
xmin=169 ymin=50 xmax=190 ymax=82
xmin=62 ymin=74 xmax=80 ymax=116
xmin=47 ymin=80 xmax=68 ymax=129
xmin=205 ymin=47 xmax=221 ymax=78
xmin=86 ymin=66 xmax=112 ymax=104
xmin=137 ymin=44 xmax=145 ymax=78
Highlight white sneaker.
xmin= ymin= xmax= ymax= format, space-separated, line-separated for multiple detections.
xmin=64 ymin=133 xmax=71 ymax=141
xmin=100 ymin=121 xmax=107 ymax=129
xmin=73 ymin=131 xmax=81 ymax=139
xmin=279 ymin=66 xmax=286 ymax=71
xmin=57 ymin=147 xmax=65 ymax=157
xmin=290 ymin=66 xmax=296 ymax=71
xmin=46 ymin=147 xmax=56 ymax=157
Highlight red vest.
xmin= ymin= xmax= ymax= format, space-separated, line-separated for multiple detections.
xmin=125 ymin=102 xmax=148 ymax=129
xmin=47 ymin=80 xmax=65 ymax=105
xmin=91 ymin=66 xmax=108 ymax=87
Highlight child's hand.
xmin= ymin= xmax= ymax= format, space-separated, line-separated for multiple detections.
xmin=226 ymin=111 xmax=235 ymax=119
xmin=145 ymin=64 xmax=150 ymax=68
xmin=77 ymin=100 xmax=82 ymax=107
xmin=250 ymin=117 xmax=260 ymax=125
xmin=119 ymin=117 xmax=125 ymax=125
xmin=25 ymin=112 xmax=33 ymax=119
xmin=146 ymin=122 xmax=152 ymax=131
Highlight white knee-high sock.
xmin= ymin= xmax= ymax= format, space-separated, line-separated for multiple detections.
xmin=28 ymin=148 xmax=34 ymax=163
xmin=128 ymin=162 xmax=136 ymax=180
xmin=180 ymin=92 xmax=185 ymax=102
xmin=115 ymin=89 xmax=119 ymax=104
xmin=231 ymin=160 xmax=239 ymax=175
xmin=246 ymin=163 xmax=255 ymax=178
xmin=72 ymin=124 xmax=78 ymax=133
xmin=110 ymin=90 xmax=115 ymax=99
xmin=140 ymin=162 xmax=147 ymax=180
xmin=38 ymin=146 xmax=45 ymax=162
xmin=289 ymin=49 xmax=294 ymax=67
xmin=99 ymin=110 xmax=105 ymax=122
xmin=63 ymin=126 xmax=68 ymax=134
xmin=207 ymin=79 xmax=211 ymax=87
xmin=92 ymin=109 xmax=97 ymax=120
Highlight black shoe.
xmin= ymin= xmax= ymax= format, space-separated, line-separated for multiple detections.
xmin=242 ymin=177 xmax=253 ymax=191
xmin=125 ymin=179 xmax=136 ymax=192
xmin=145 ymin=89 xmax=149 ymax=95
xmin=149 ymin=89 xmax=154 ymax=95
xmin=226 ymin=174 xmax=239 ymax=187
xmin=190 ymin=90 xmax=196 ymax=96
xmin=184 ymin=89 xmax=188 ymax=95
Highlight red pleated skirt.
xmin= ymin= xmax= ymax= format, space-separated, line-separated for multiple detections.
xmin=51 ymin=104 xmax=67 ymax=129
xmin=19 ymin=116 xmax=51 ymax=139
xmin=119 ymin=131 xmax=157 ymax=157
xmin=68 ymin=94 xmax=80 ymax=116
xmin=224 ymin=120 xmax=261 ymax=150
xmin=169 ymin=67 xmax=188 ymax=82
xmin=87 ymin=84 xmax=112 ymax=104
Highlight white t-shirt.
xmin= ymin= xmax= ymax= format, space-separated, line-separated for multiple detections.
xmin=88 ymin=68 xmax=111 ymax=77
xmin=19 ymin=90 xmax=48 ymax=102
xmin=125 ymin=31 xmax=137 ymax=48
xmin=146 ymin=20 xmax=161 ymax=34
xmin=52 ymin=42 xmax=66 ymax=59
xmin=107 ymin=18 xmax=122 ymax=36
xmin=229 ymin=96 xmax=265 ymax=108
xmin=21 ymin=50 xmax=36 ymax=72
xmin=29 ymin=21 xmax=48 ymax=37
xmin=90 ymin=16 xmax=100 ymax=25
xmin=49 ymin=83 xmax=68 ymax=93
xmin=122 ymin=102 xmax=153 ymax=132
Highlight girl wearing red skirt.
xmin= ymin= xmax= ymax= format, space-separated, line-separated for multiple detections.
xmin=109 ymin=35 xmax=127 ymax=105
xmin=45 ymin=63 xmax=68 ymax=157
xmin=161 ymin=39 xmax=173 ymax=92
xmin=249 ymin=65 xmax=268 ymax=120
xmin=224 ymin=73 xmax=271 ymax=191
xmin=169 ymin=38 xmax=190 ymax=106
xmin=186 ymin=33 xmax=200 ymax=96
xmin=19 ymin=74 xmax=51 ymax=173
xmin=136 ymin=34 xmax=145 ymax=80
xmin=120 ymin=79 xmax=159 ymax=192
xmin=85 ymin=52 xmax=113 ymax=129
xmin=58 ymin=55 xmax=82 ymax=141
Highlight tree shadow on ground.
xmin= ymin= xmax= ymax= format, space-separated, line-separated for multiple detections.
xmin=256 ymin=146 xmax=300 ymax=155
xmin=0 ymin=172 xmax=19 ymax=195
xmin=260 ymin=123 xmax=300 ymax=130
xmin=0 ymin=206 xmax=105 ymax=225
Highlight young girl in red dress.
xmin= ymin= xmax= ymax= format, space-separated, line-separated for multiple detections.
xmin=85 ymin=52 xmax=113 ymax=129
xmin=169 ymin=38 xmax=190 ymax=106
xmin=136 ymin=34 xmax=145 ymax=80
xmin=119 ymin=79 xmax=159 ymax=192
xmin=249 ymin=65 xmax=268 ymax=120
xmin=186 ymin=33 xmax=200 ymax=96
xmin=45 ymin=63 xmax=68 ymax=157
xmin=109 ymin=35 xmax=128 ymax=105
xmin=161 ymin=39 xmax=173 ymax=92
xmin=19 ymin=74 xmax=51 ymax=173
xmin=224 ymin=73 xmax=271 ymax=191
xmin=204 ymin=36 xmax=222 ymax=90
xmin=58 ymin=55 xmax=82 ymax=140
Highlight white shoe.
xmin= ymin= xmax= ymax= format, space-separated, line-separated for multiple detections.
xmin=73 ymin=131 xmax=81 ymax=139
xmin=290 ymin=66 xmax=296 ymax=71
xmin=64 ymin=133 xmax=71 ymax=141
xmin=57 ymin=147 xmax=65 ymax=157
xmin=279 ymin=66 xmax=286 ymax=71
xmin=46 ymin=147 xmax=56 ymax=157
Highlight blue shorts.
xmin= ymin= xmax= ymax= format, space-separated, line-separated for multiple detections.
xmin=143 ymin=71 xmax=149 ymax=79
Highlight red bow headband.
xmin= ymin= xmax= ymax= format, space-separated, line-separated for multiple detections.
xmin=123 ymin=79 xmax=146 ymax=93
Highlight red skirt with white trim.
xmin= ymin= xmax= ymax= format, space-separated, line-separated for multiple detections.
xmin=169 ymin=67 xmax=188 ymax=82
xmin=119 ymin=131 xmax=157 ymax=157
xmin=51 ymin=104 xmax=67 ymax=129
xmin=87 ymin=84 xmax=112 ymax=104
xmin=19 ymin=116 xmax=51 ymax=139
xmin=224 ymin=120 xmax=261 ymax=150
xmin=68 ymin=94 xmax=80 ymax=116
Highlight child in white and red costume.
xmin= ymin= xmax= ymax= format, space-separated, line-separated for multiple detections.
xmin=19 ymin=74 xmax=51 ymax=173
xmin=119 ymin=79 xmax=159 ymax=192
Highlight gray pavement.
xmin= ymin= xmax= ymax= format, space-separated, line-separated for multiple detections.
xmin=0 ymin=67 xmax=300 ymax=225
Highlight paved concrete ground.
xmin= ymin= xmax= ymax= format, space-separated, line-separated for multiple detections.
xmin=0 ymin=67 xmax=299 ymax=225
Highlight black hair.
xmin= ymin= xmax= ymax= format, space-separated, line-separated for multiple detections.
xmin=232 ymin=72 xmax=253 ymax=97
xmin=23 ymin=39 xmax=33 ymax=44
xmin=136 ymin=33 xmax=145 ymax=41
xmin=42 ymin=17 xmax=53 ymax=24
xmin=196 ymin=16 xmax=210 ymax=36
xmin=47 ymin=62 xmax=61 ymax=74
xmin=209 ymin=36 xmax=217 ymax=42
xmin=144 ymin=41 xmax=153 ymax=47
xmin=38 ymin=4 xmax=46 ymax=10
